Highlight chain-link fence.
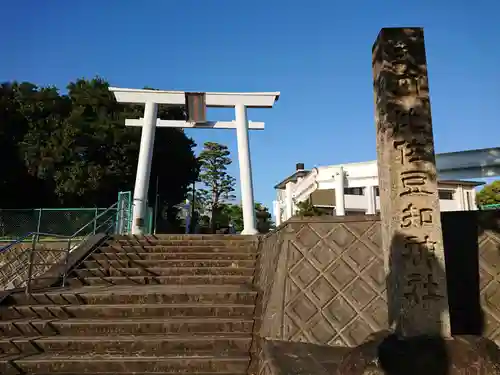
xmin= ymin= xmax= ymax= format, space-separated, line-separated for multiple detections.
xmin=0 ymin=189 xmax=159 ymax=240
xmin=0 ymin=208 xmax=118 ymax=240
xmin=479 ymin=204 xmax=500 ymax=210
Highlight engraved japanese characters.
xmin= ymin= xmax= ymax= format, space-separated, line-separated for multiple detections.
xmin=372 ymin=28 xmax=451 ymax=337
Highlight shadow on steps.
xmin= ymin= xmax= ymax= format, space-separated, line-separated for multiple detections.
xmin=253 ymin=339 xmax=350 ymax=375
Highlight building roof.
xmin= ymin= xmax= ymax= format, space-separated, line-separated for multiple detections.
xmin=274 ymin=169 xmax=310 ymax=189
xmin=437 ymin=179 xmax=485 ymax=187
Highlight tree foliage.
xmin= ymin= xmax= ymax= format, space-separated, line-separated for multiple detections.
xmin=296 ymin=199 xmax=325 ymax=217
xmin=197 ymin=142 xmax=236 ymax=231
xmin=0 ymin=82 xmax=60 ymax=208
xmin=0 ymin=78 xmax=198 ymax=216
xmin=189 ymin=140 xmax=272 ymax=233
xmin=477 ymin=181 xmax=500 ymax=207
xmin=218 ymin=203 xmax=244 ymax=231
xmin=255 ymin=203 xmax=274 ymax=233
xmin=213 ymin=202 xmax=274 ymax=234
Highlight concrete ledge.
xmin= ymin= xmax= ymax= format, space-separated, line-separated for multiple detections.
xmin=251 ymin=339 xmax=350 ymax=375
xmin=265 ymin=214 xmax=380 ymax=237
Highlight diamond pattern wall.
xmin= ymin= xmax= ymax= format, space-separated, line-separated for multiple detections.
xmin=283 ymin=220 xmax=387 ymax=347
xmin=478 ymin=231 xmax=500 ymax=346
xmin=255 ymin=214 xmax=500 ymax=348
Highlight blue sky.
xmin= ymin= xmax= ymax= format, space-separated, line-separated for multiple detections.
xmin=1 ymin=0 xmax=499 ymax=210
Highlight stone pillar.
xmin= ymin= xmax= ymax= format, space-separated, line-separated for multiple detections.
xmin=285 ymin=182 xmax=294 ymax=220
xmin=456 ymin=185 xmax=465 ymax=210
xmin=365 ymin=186 xmax=376 ymax=215
xmin=334 ymin=167 xmax=345 ymax=216
xmin=471 ymin=190 xmax=478 ymax=210
xmin=373 ymin=28 xmax=450 ymax=337
xmin=273 ymin=200 xmax=282 ymax=226
xmin=235 ymin=104 xmax=258 ymax=235
xmin=132 ymin=101 xmax=158 ymax=235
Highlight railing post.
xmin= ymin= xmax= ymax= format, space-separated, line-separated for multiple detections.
xmin=93 ymin=208 xmax=98 ymax=234
xmin=115 ymin=192 xmax=122 ymax=234
xmin=62 ymin=238 xmax=71 ymax=288
xmin=25 ymin=235 xmax=36 ymax=295
xmin=36 ymin=208 xmax=42 ymax=241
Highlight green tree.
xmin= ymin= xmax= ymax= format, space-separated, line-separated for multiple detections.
xmin=187 ymin=183 xmax=209 ymax=215
xmin=197 ymin=142 xmax=236 ymax=232
xmin=477 ymin=181 xmax=500 ymax=207
xmin=255 ymin=203 xmax=274 ymax=234
xmin=0 ymin=82 xmax=61 ymax=207
xmin=19 ymin=78 xmax=126 ymax=206
xmin=219 ymin=203 xmax=244 ymax=232
xmin=214 ymin=202 xmax=274 ymax=234
xmin=296 ymin=199 xmax=325 ymax=217
xmin=1 ymin=78 xmax=198 ymax=219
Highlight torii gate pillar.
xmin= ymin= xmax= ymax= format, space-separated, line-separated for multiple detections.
xmin=110 ymin=87 xmax=280 ymax=235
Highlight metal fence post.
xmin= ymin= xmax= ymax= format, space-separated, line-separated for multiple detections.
xmin=116 ymin=192 xmax=122 ymax=234
xmin=36 ymin=208 xmax=42 ymax=237
xmin=25 ymin=235 xmax=37 ymax=295
xmin=93 ymin=208 xmax=98 ymax=234
xmin=62 ymin=238 xmax=71 ymax=287
xmin=127 ymin=192 xmax=132 ymax=234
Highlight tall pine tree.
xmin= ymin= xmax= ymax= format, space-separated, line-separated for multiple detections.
xmin=197 ymin=142 xmax=236 ymax=232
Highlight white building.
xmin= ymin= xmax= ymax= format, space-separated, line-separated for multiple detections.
xmin=273 ymin=160 xmax=484 ymax=226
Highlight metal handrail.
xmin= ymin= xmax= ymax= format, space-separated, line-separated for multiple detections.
xmin=0 ymin=232 xmax=37 ymax=254
xmin=0 ymin=201 xmax=123 ymax=294
xmin=70 ymin=202 xmax=118 ymax=239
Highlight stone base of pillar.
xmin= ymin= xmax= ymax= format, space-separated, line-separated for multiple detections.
xmin=241 ymin=228 xmax=259 ymax=235
xmin=335 ymin=330 xmax=500 ymax=375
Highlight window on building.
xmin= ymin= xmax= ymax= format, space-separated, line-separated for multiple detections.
xmin=344 ymin=187 xmax=365 ymax=196
xmin=438 ymin=190 xmax=454 ymax=200
xmin=345 ymin=210 xmax=365 ymax=216
xmin=375 ymin=187 xmax=380 ymax=196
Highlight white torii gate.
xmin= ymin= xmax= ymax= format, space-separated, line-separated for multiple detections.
xmin=109 ymin=87 xmax=280 ymax=235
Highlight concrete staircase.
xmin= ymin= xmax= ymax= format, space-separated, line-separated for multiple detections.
xmin=0 ymin=234 xmax=259 ymax=374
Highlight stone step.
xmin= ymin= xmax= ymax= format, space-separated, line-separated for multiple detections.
xmin=0 ymin=317 xmax=254 ymax=338
xmin=0 ymin=334 xmax=252 ymax=355
xmin=0 ymin=303 xmax=255 ymax=320
xmin=7 ymin=285 xmax=257 ymax=306
xmin=110 ymin=239 xmax=258 ymax=247
xmin=114 ymin=234 xmax=257 ymax=241
xmin=101 ymin=244 xmax=258 ymax=253
xmin=91 ymin=252 xmax=257 ymax=261
xmin=1 ymin=372 xmax=242 ymax=375
xmin=67 ymin=275 xmax=253 ymax=287
xmin=2 ymin=354 xmax=250 ymax=374
xmin=73 ymin=267 xmax=255 ymax=278
xmin=83 ymin=259 xmax=256 ymax=269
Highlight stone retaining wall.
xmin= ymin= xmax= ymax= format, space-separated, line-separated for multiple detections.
xmin=252 ymin=212 xmax=500 ymax=375
xmin=0 ymin=241 xmax=69 ymax=291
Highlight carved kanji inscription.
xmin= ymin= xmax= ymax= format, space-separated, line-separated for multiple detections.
xmin=373 ymin=27 xmax=450 ymax=337
xmin=394 ymin=139 xmax=431 ymax=165
xmin=400 ymin=204 xmax=433 ymax=228
xmin=399 ymin=170 xmax=432 ymax=197
xmin=403 ymin=273 xmax=444 ymax=306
